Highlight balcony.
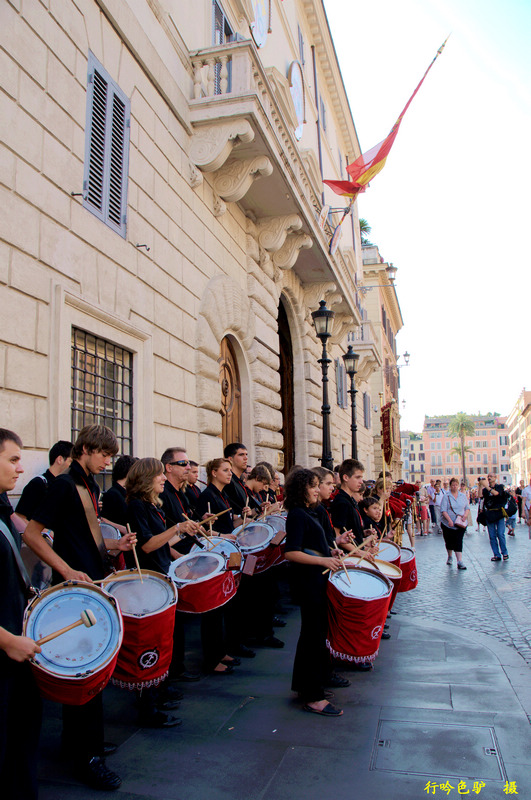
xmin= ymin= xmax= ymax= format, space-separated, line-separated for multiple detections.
xmin=347 ymin=321 xmax=381 ymax=382
xmin=187 ymin=40 xmax=361 ymax=325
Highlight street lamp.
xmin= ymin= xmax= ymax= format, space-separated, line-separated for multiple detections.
xmin=343 ymin=345 xmax=360 ymax=459
xmin=312 ymin=300 xmax=335 ymax=469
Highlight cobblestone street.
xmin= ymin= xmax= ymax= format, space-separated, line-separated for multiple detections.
xmin=398 ymin=508 xmax=531 ymax=665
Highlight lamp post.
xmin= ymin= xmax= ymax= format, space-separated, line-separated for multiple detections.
xmin=343 ymin=345 xmax=360 ymax=459
xmin=311 ymin=300 xmax=335 ymax=470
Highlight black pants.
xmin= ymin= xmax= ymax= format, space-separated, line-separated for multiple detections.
xmin=62 ymin=693 xmax=104 ymax=764
xmin=201 ymin=606 xmax=226 ymax=671
xmin=0 ymin=661 xmax=41 ymax=800
xmin=290 ymin=566 xmax=329 ymax=702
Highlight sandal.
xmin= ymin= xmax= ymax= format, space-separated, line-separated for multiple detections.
xmin=303 ymin=702 xmax=343 ymax=717
xmin=503 ymin=554 xmax=509 ymax=561
xmin=491 ymin=556 xmax=501 ymax=561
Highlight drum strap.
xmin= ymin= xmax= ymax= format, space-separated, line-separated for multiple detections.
xmin=0 ymin=519 xmax=32 ymax=593
xmin=76 ymin=485 xmax=108 ymax=564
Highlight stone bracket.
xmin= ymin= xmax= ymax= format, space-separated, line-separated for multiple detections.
xmin=190 ymin=120 xmax=255 ymax=173
xmin=213 ymin=156 xmax=273 ymax=203
xmin=256 ymin=214 xmax=303 ymax=253
xmin=329 ymin=314 xmax=354 ymax=346
xmin=272 ymin=232 xmax=312 ymax=270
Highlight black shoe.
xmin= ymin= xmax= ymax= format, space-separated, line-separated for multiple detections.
xmin=103 ymin=742 xmax=118 ymax=757
xmin=257 ymin=636 xmax=284 ymax=649
xmin=273 ymin=616 xmax=287 ymax=627
xmin=210 ymin=664 xmax=235 ymax=675
xmin=228 ymin=644 xmax=256 ymax=658
xmin=384 ymin=624 xmax=389 ymax=629
xmin=222 ymin=657 xmax=241 ymax=666
xmin=138 ymin=711 xmax=182 ymax=728
xmin=350 ymin=661 xmax=372 ymax=672
xmin=171 ymin=671 xmax=201 ymax=682
xmin=380 ymin=632 xmax=391 ymax=640
xmin=389 ymin=610 xmax=397 ymax=615
xmin=157 ymin=699 xmax=181 ymax=711
xmin=326 ymin=673 xmax=351 ymax=688
xmin=78 ymin=757 xmax=121 ymax=791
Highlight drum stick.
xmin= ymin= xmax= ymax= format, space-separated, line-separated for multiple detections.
xmin=36 ymin=609 xmax=97 ymax=645
xmin=93 ymin=574 xmax=142 ymax=584
xmin=207 ymin=503 xmax=214 ymax=537
xmin=127 ymin=524 xmax=143 ymax=583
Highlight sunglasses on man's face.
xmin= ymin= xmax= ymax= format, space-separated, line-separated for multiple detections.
xmin=169 ymin=460 xmax=190 ymax=467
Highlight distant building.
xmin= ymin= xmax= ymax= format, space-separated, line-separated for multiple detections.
xmin=506 ymin=389 xmax=531 ymax=483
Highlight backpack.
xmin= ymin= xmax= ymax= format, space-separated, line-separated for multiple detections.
xmin=505 ymin=495 xmax=517 ymax=517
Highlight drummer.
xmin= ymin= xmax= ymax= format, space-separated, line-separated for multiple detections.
xmin=23 ymin=425 xmax=137 ymax=791
xmin=224 ymin=442 xmax=262 ymax=519
xmin=284 ymin=468 xmax=349 ymax=716
xmin=311 ymin=467 xmax=360 ymax=554
xmin=0 ymin=429 xmax=42 ymax=800
xmin=101 ymin=454 xmax=138 ymax=528
xmin=185 ymin=461 xmax=202 ymax=515
xmin=126 ymin=457 xmax=204 ymax=709
xmin=195 ymin=458 xmax=235 ymax=534
xmin=330 ymin=459 xmax=366 ymax=546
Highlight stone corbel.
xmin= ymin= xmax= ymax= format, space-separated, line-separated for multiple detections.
xmin=272 ymin=232 xmax=312 ymax=270
xmin=189 ymin=162 xmax=203 ymax=188
xmin=356 ymin=354 xmax=380 ymax=383
xmin=213 ymin=156 xmax=273 ymax=203
xmin=190 ymin=120 xmax=255 ymax=173
xmin=329 ymin=314 xmax=355 ymax=346
xmin=213 ymin=193 xmax=227 ymax=217
xmin=256 ymin=214 xmax=303 ymax=252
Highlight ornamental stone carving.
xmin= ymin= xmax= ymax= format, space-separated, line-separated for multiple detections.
xmin=357 ymin=354 xmax=380 ymax=383
xmin=190 ymin=120 xmax=255 ymax=173
xmin=213 ymin=156 xmax=273 ymax=203
xmin=256 ymin=214 xmax=303 ymax=253
xmin=189 ymin=162 xmax=203 ymax=188
xmin=213 ymin=193 xmax=227 ymax=217
xmin=272 ymin=231 xmax=312 ymax=270
xmin=329 ymin=314 xmax=355 ymax=346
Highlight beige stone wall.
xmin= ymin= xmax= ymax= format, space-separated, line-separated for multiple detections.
xmin=1 ymin=0 xmax=375 ymax=488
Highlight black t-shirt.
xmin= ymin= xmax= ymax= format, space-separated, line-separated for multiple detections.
xmin=101 ymin=483 xmax=128 ymax=526
xmin=0 ymin=493 xmax=26 ymax=640
xmin=315 ymin=503 xmax=336 ymax=549
xmin=330 ymin=488 xmax=364 ymax=545
xmin=127 ymin=497 xmax=171 ymax=575
xmin=16 ymin=469 xmax=55 ymax=521
xmin=285 ymin=506 xmax=331 ymax=558
xmin=32 ymin=460 xmax=105 ymax=582
xmin=185 ymin=483 xmax=201 ymax=514
xmin=225 ymin=473 xmax=261 ymax=515
xmin=160 ymin=481 xmax=191 ymax=526
xmin=483 ymin=484 xmax=507 ymax=510
xmin=195 ymin=484 xmax=234 ymax=534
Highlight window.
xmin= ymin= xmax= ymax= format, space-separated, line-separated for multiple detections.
xmin=492 ymin=453 xmax=497 ymax=464
xmin=213 ymin=1 xmax=233 ymax=93
xmin=502 ymin=449 xmax=506 ymax=457
xmin=83 ymin=53 xmax=130 ymax=237
xmin=420 ymin=444 xmax=423 ymax=451
xmin=476 ymin=453 xmax=481 ymax=461
xmin=71 ymin=328 xmax=133 ymax=488
xmin=437 ymin=442 xmax=441 ymax=450
xmin=410 ymin=453 xmax=416 ymax=461
xmin=431 ymin=442 xmax=436 ymax=450
xmin=410 ymin=443 xmax=414 ymax=451
xmin=335 ymin=359 xmax=347 ymax=409
xmin=437 ymin=456 xmax=442 ymax=465
xmin=297 ymin=24 xmax=305 ymax=66
xmin=445 ymin=441 xmax=450 ymax=449
xmin=446 ymin=468 xmax=452 ymax=475
xmin=363 ymin=392 xmax=371 ymax=429
xmin=419 ymin=453 xmax=425 ymax=461
xmin=483 ymin=453 xmax=488 ymax=464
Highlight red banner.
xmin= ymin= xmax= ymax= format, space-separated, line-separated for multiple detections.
xmin=381 ymin=402 xmax=393 ymax=465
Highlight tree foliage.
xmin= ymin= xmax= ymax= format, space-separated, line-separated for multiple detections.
xmin=448 ymin=413 xmax=475 ymax=486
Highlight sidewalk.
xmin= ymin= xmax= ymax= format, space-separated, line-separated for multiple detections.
xmin=37 ymin=527 xmax=531 ymax=800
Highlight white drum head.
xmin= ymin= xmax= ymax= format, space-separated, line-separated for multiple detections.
xmin=168 ymin=552 xmax=224 ymax=586
xmin=104 ymin=571 xmax=176 ymax=616
xmin=377 ymin=541 xmax=401 ymax=562
xmin=263 ymin=515 xmax=286 ymax=533
xmin=345 ymin=557 xmax=402 ymax=581
xmin=100 ymin=522 xmax=121 ymax=540
xmin=24 ymin=583 xmax=122 ymax=676
xmin=330 ymin=568 xmax=391 ymax=599
xmin=235 ymin=523 xmax=275 ymax=553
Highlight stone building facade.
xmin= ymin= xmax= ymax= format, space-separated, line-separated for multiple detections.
xmin=1 ymin=0 xmax=389 ymax=488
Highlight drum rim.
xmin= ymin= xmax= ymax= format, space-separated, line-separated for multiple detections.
xmin=168 ymin=551 xmax=225 ymax=585
xmin=102 ymin=569 xmax=177 ymax=616
xmin=235 ymin=522 xmax=275 ymax=553
xmin=190 ymin=536 xmax=240 ymax=556
xmin=399 ymin=547 xmax=416 ymax=563
xmin=345 ymin=557 xmax=402 ymax=579
xmin=23 ymin=580 xmax=123 ymax=677
xmin=329 ymin=565 xmax=392 ymax=599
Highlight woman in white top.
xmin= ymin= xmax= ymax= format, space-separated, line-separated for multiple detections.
xmin=440 ymin=477 xmax=470 ymax=570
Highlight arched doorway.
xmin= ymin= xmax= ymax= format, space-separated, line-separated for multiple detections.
xmin=278 ymin=299 xmax=295 ymax=473
xmin=218 ymin=336 xmax=242 ymax=447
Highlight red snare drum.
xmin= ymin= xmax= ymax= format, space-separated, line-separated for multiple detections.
xmin=235 ymin=522 xmax=285 ymax=574
xmin=327 ymin=567 xmax=392 ymax=664
xmin=102 ymin=570 xmax=177 ymax=690
xmin=168 ymin=552 xmax=237 ymax=613
xmin=345 ymin=557 xmax=403 ymax=610
xmin=23 ymin=581 xmax=123 ymax=705
xmin=376 ymin=540 xmax=401 ymax=567
xmin=398 ymin=547 xmax=418 ymax=592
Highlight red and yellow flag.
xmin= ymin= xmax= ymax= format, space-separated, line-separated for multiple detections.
xmin=324 ymin=37 xmax=448 ymax=199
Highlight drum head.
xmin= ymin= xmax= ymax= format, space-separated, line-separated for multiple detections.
xmin=104 ymin=571 xmax=176 ymax=616
xmin=100 ymin=523 xmax=121 ymax=540
xmin=24 ymin=583 xmax=122 ymax=676
xmin=263 ymin=515 xmax=286 ymax=533
xmin=377 ymin=541 xmax=401 ymax=562
xmin=400 ymin=547 xmax=415 ymax=564
xmin=330 ymin=568 xmax=391 ymax=599
xmin=190 ymin=537 xmax=239 ymax=560
xmin=345 ymin=557 xmax=401 ymax=580
xmin=235 ymin=523 xmax=274 ymax=552
xmin=168 ymin=552 xmax=224 ymax=585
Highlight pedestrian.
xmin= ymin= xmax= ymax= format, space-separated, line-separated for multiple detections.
xmin=419 ymin=485 xmax=430 ymax=535
xmin=515 ymin=479 xmax=524 ymax=523
xmin=521 ymin=478 xmax=531 ymax=528
xmin=476 ymin=478 xmax=488 ymax=531
xmin=433 ymin=479 xmax=444 ymax=533
xmin=440 ymin=477 xmax=469 ymax=569
xmin=483 ymin=473 xmax=509 ymax=562
xmin=504 ymin=488 xmax=517 ymax=537
xmin=427 ymin=479 xmax=436 ymax=528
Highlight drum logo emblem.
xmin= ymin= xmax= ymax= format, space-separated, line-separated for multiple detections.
xmin=371 ymin=625 xmax=382 ymax=640
xmin=138 ymin=648 xmax=159 ymax=670
xmin=410 ymin=570 xmax=417 ymax=582
xmin=222 ymin=574 xmax=234 ymax=596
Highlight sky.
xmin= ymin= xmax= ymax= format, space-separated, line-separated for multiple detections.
xmin=323 ymin=0 xmax=531 ymax=432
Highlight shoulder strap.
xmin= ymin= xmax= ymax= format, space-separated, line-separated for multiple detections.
xmin=0 ymin=519 xmax=32 ymax=592
xmin=75 ymin=485 xmax=107 ymax=563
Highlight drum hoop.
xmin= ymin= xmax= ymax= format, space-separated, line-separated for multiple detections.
xmin=346 ymin=557 xmax=402 ymax=580
xmin=400 ymin=547 xmax=415 ymax=564
xmin=330 ymin=565 xmax=392 ymax=600
xmin=235 ymin=523 xmax=275 ymax=553
xmin=102 ymin=569 xmax=178 ymax=617
xmin=169 ymin=551 xmax=225 ymax=585
xmin=23 ymin=580 xmax=123 ymax=676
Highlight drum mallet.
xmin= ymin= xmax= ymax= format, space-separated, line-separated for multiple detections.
xmin=36 ymin=609 xmax=97 ymax=645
